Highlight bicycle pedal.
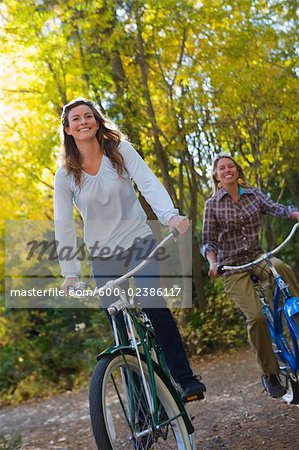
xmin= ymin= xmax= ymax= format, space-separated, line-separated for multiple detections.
xmin=182 ymin=392 xmax=205 ymax=403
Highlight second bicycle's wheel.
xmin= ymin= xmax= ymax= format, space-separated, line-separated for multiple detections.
xmin=281 ymin=372 xmax=299 ymax=404
xmin=89 ymin=353 xmax=194 ymax=450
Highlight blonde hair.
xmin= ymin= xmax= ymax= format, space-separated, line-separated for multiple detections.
xmin=211 ymin=154 xmax=249 ymax=195
xmin=60 ymin=98 xmax=125 ymax=186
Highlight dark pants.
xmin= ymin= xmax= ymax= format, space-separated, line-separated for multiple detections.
xmin=91 ymin=235 xmax=193 ymax=385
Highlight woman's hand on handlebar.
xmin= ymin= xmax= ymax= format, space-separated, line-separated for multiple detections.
xmin=168 ymin=215 xmax=190 ymax=235
xmin=291 ymin=211 xmax=299 ymax=221
xmin=206 ymin=251 xmax=219 ymax=279
xmin=61 ymin=277 xmax=78 ymax=295
xmin=208 ymin=262 xmax=219 ymax=279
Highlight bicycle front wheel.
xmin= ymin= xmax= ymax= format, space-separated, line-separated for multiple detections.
xmin=281 ymin=372 xmax=299 ymax=404
xmin=89 ymin=353 xmax=194 ymax=450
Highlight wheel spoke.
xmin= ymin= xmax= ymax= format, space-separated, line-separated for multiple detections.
xmin=89 ymin=354 xmax=193 ymax=449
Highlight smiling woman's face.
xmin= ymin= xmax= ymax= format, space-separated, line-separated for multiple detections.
xmin=65 ymin=105 xmax=99 ymax=142
xmin=215 ymin=157 xmax=239 ymax=188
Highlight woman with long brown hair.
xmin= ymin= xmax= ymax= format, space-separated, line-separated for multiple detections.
xmin=54 ymin=97 xmax=206 ymax=401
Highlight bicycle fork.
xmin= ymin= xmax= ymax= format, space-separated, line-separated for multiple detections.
xmin=110 ymin=307 xmax=156 ymax=443
xmin=125 ymin=311 xmax=155 ymax=415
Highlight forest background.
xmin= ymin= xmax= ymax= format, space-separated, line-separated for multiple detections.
xmin=0 ymin=0 xmax=298 ymax=406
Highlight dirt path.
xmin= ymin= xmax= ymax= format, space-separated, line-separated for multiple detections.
xmin=1 ymin=347 xmax=298 ymax=450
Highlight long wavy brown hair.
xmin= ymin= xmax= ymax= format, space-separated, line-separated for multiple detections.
xmin=211 ymin=154 xmax=249 ymax=195
xmin=60 ymin=98 xmax=125 ymax=186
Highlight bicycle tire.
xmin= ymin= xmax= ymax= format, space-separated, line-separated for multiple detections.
xmin=89 ymin=353 xmax=194 ymax=450
xmin=281 ymin=373 xmax=299 ymax=404
xmin=275 ymin=311 xmax=299 ymax=404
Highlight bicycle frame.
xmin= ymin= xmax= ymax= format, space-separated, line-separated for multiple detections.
xmin=256 ymin=259 xmax=299 ymax=374
xmin=91 ymin=231 xmax=195 ymax=435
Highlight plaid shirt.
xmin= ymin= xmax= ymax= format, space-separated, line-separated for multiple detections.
xmin=201 ymin=186 xmax=297 ymax=268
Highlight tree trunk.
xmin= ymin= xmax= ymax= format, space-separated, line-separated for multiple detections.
xmin=134 ymin=6 xmax=178 ymax=203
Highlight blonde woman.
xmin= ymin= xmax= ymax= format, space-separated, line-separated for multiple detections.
xmin=201 ymin=154 xmax=299 ymax=398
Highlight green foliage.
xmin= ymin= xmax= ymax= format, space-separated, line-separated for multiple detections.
xmin=177 ymin=292 xmax=247 ymax=355
xmin=0 ymin=307 xmax=112 ymax=406
xmin=9 ymin=373 xmax=58 ymax=404
xmin=0 ymin=434 xmax=22 ymax=450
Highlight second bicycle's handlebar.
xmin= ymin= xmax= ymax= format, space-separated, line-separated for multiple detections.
xmin=217 ymin=222 xmax=299 ymax=275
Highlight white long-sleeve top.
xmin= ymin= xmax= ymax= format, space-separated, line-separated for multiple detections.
xmin=54 ymin=140 xmax=179 ymax=277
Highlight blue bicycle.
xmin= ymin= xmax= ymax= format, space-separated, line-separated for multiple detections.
xmin=219 ymin=222 xmax=299 ymax=404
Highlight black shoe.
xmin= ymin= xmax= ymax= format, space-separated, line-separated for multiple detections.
xmin=261 ymin=374 xmax=286 ymax=398
xmin=180 ymin=375 xmax=206 ymax=402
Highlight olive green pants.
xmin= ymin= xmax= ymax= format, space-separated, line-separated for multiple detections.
xmin=223 ymin=257 xmax=299 ymax=375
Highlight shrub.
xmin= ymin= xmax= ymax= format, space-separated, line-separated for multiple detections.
xmin=176 ymin=292 xmax=247 ymax=355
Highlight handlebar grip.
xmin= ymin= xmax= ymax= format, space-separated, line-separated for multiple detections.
xmin=68 ymin=281 xmax=88 ymax=295
xmin=217 ymin=265 xmax=224 ymax=275
xmin=172 ymin=228 xmax=180 ymax=238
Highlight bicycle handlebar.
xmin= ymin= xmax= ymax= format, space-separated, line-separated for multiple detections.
xmin=96 ymin=228 xmax=179 ymax=296
xmin=218 ymin=222 xmax=299 ymax=275
xmin=69 ymin=229 xmax=179 ymax=298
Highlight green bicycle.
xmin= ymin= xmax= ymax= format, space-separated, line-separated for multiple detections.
xmin=73 ymin=231 xmax=197 ymax=449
